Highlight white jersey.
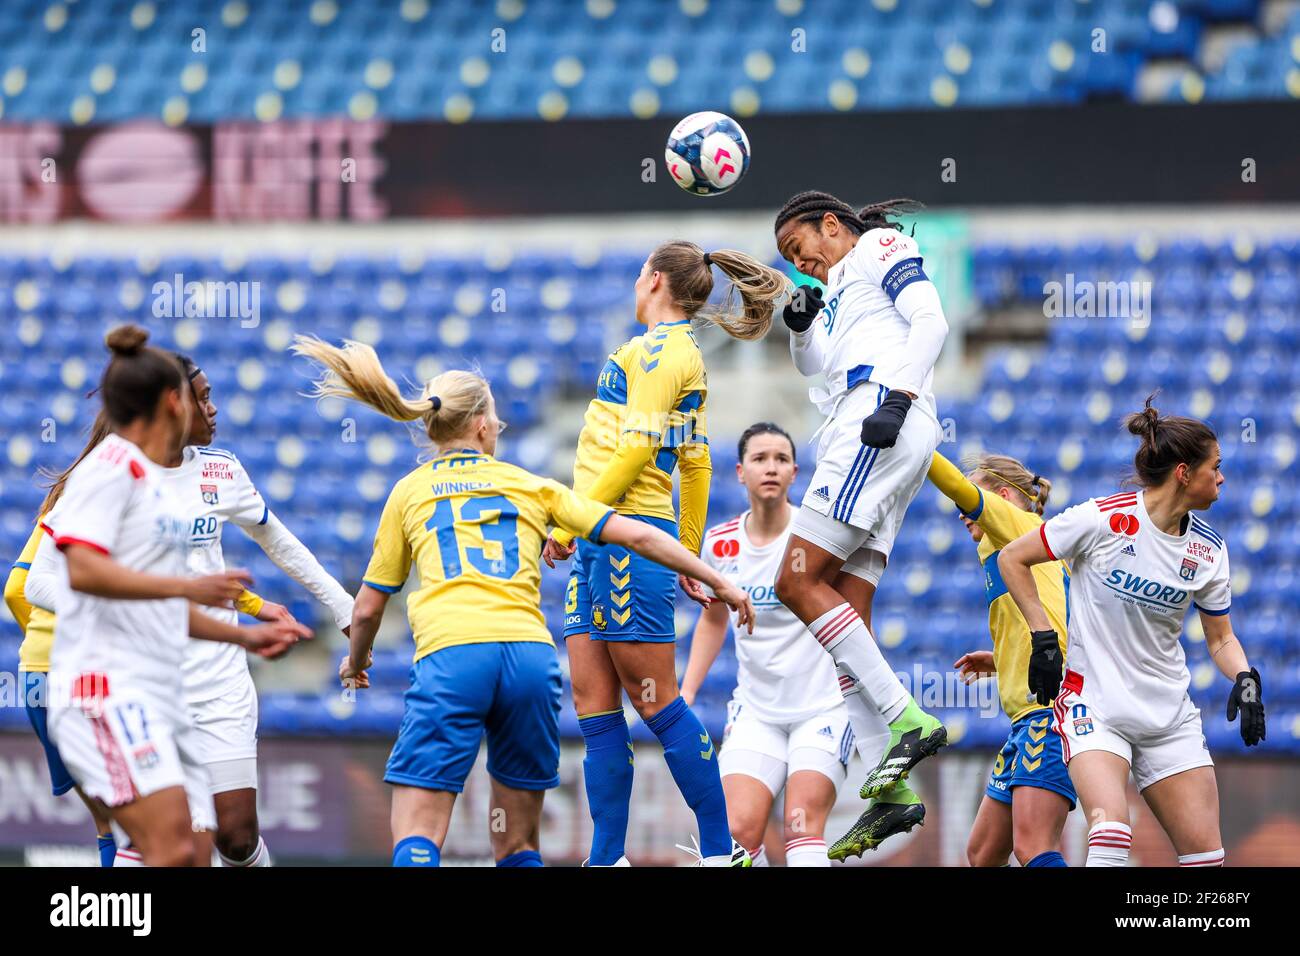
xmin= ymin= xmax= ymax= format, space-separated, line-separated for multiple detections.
xmin=1041 ymin=490 xmax=1231 ymax=737
xmin=795 ymin=227 xmax=939 ymax=420
xmin=44 ymin=433 xmax=192 ymax=702
xmin=162 ymin=446 xmax=268 ymax=702
xmin=702 ymin=510 xmax=843 ymax=724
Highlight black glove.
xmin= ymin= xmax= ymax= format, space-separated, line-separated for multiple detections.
xmin=1226 ymin=667 xmax=1265 ymax=746
xmin=859 ymin=389 xmax=912 ymax=448
xmin=1027 ymin=629 xmax=1063 ymax=706
xmin=782 ymin=284 xmax=824 ymax=333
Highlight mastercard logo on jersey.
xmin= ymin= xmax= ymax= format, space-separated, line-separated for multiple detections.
xmin=1108 ymin=512 xmax=1139 ymax=535
xmin=712 ymin=538 xmax=740 ymax=558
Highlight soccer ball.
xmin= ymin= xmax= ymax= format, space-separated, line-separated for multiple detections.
xmin=664 ymin=111 xmax=751 ymax=196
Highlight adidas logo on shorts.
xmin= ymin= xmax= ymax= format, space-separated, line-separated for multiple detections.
xmin=1121 ymin=544 xmax=1136 ymax=556
xmin=812 ymin=486 xmax=831 ymax=502
xmin=818 ymin=725 xmax=834 ymax=738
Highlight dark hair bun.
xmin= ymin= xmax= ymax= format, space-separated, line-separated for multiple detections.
xmin=1124 ymin=392 xmax=1162 ymax=439
xmin=105 ymin=324 xmax=149 ymax=357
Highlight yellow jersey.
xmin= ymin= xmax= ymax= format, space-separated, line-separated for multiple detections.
xmin=363 ymin=450 xmax=614 ymax=662
xmin=928 ymin=453 xmax=1070 ymax=722
xmin=569 ymin=318 xmax=711 ymax=553
xmin=8 ymin=526 xmax=53 ymax=673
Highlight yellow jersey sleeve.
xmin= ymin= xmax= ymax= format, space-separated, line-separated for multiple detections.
xmin=540 ymin=479 xmax=615 ymax=543
xmin=677 ymin=442 xmax=712 ymax=555
xmin=363 ymin=480 xmax=413 ymax=592
xmin=929 ymin=452 xmax=1040 ymax=549
xmin=927 ymin=452 xmax=981 ymax=515
xmin=4 ymin=525 xmax=41 ymax=633
xmin=235 ymin=590 xmax=265 ymax=617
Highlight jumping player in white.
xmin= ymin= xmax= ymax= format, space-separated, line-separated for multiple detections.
xmin=770 ymin=193 xmax=950 ymax=851
xmin=682 ymin=423 xmax=924 ymax=866
xmin=999 ymin=396 xmax=1265 ymax=867
xmin=159 ymin=352 xmax=355 ymax=867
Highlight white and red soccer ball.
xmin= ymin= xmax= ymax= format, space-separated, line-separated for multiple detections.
xmin=664 ymin=111 xmax=750 ymax=197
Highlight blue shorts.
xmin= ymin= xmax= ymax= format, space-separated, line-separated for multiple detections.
xmin=23 ymin=671 xmax=76 ymax=797
xmin=986 ymin=710 xmax=1077 ymax=810
xmin=563 ymin=514 xmax=677 ymax=643
xmin=385 ymin=641 xmax=562 ymax=793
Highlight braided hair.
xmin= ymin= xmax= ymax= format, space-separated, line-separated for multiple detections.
xmin=774 ymin=191 xmax=925 ymax=238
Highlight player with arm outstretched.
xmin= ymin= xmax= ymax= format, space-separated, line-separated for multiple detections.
xmin=541 ymin=241 xmax=788 ymax=867
xmin=771 ymin=193 xmax=951 ymax=848
xmin=926 ymin=450 xmax=1074 ymax=868
xmin=156 ymin=351 xmax=354 ymax=868
xmin=290 ymin=341 xmax=754 ymax=866
xmin=999 ymin=396 xmax=1262 ymax=868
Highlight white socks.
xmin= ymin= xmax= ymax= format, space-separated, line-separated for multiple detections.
xmin=748 ymin=845 xmax=769 ymax=867
xmin=114 ymin=846 xmax=145 ymax=867
xmin=1179 ymin=848 xmax=1224 ymax=867
xmin=812 ymin=604 xmax=909 ymax=724
xmin=1086 ymin=822 xmax=1132 ymax=867
xmin=785 ymin=838 xmax=830 ymax=867
xmin=219 ymin=836 xmax=272 ymax=867
xmin=836 ymin=662 xmax=892 ymax=766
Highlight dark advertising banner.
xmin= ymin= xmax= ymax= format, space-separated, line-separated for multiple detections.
xmin=2 ymin=732 xmax=1297 ymax=866
xmin=1 ymin=101 xmax=1296 ymax=223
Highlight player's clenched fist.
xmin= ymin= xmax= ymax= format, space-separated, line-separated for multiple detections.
xmin=781 ymin=284 xmax=824 ymax=333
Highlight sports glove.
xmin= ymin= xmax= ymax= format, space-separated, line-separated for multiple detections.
xmin=1027 ymin=629 xmax=1063 ymax=706
xmin=1226 ymin=667 xmax=1265 ymax=746
xmin=781 ymin=285 xmax=824 ymax=333
xmin=859 ymin=389 xmax=912 ymax=448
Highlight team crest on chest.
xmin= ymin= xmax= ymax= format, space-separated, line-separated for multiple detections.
xmin=200 ymin=484 xmax=219 ymax=506
xmin=1180 ymin=557 xmax=1198 ymax=581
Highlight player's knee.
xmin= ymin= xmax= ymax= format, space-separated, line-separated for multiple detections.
xmin=147 ymin=838 xmax=198 ymax=868
xmin=966 ymin=832 xmax=1008 ymax=868
xmin=627 ymin=692 xmax=670 ymax=722
xmin=1011 ymin=817 xmax=1055 ymax=866
xmin=491 ymin=832 xmax=537 ymax=860
xmin=728 ymin=815 xmax=767 ymax=854
xmin=1012 ymin=839 xmax=1053 ymax=867
xmin=773 ymin=566 xmax=803 ymax=612
xmin=216 ymin=825 xmax=259 ymax=864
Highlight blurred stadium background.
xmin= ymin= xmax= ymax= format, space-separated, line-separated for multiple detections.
xmin=1 ymin=0 xmax=1298 ymax=865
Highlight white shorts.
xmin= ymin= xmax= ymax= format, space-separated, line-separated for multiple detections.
xmin=797 ymin=383 xmax=941 ymax=560
xmin=1054 ymin=672 xmax=1213 ymax=792
xmin=719 ymin=699 xmax=854 ymax=796
xmin=186 ymin=673 xmax=260 ymax=791
xmin=48 ymin=689 xmax=217 ymax=834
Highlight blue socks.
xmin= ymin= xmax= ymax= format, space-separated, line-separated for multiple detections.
xmin=393 ymin=835 xmax=440 ymax=867
xmin=578 ymin=710 xmax=635 ymax=867
xmin=98 ymin=833 xmax=116 ymax=868
xmin=1025 ymin=850 xmax=1067 ymax=868
xmin=497 ymin=850 xmax=542 ymax=867
xmin=645 ymin=696 xmax=731 ymax=859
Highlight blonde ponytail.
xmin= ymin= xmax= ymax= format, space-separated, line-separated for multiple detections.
xmin=704 ymin=248 xmax=790 ymax=341
xmin=647 ymin=240 xmax=790 ymax=342
xmin=291 ymin=335 xmax=493 ymax=446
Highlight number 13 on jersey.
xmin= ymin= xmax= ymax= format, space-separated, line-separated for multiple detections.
xmin=425 ymin=494 xmax=520 ymax=580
